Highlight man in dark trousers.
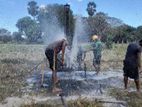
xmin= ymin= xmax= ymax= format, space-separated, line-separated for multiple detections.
xmin=123 ymin=39 xmax=142 ymax=92
xmin=45 ymin=39 xmax=68 ymax=93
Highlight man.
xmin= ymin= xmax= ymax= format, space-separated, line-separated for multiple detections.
xmin=45 ymin=39 xmax=68 ymax=93
xmin=123 ymin=39 xmax=142 ymax=92
xmin=92 ymin=35 xmax=103 ymax=74
xmin=77 ymin=46 xmax=84 ymax=70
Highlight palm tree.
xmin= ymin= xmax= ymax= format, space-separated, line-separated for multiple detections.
xmin=86 ymin=2 xmax=96 ymax=17
xmin=27 ymin=1 xmax=39 ymax=20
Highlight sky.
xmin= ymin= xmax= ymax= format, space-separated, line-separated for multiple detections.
xmin=0 ymin=0 xmax=142 ymax=33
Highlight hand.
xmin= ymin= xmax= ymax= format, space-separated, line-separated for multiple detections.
xmin=139 ymin=67 xmax=142 ymax=73
xmin=62 ymin=60 xmax=64 ymax=66
xmin=53 ymin=67 xmax=56 ymax=71
xmin=60 ymin=63 xmax=64 ymax=69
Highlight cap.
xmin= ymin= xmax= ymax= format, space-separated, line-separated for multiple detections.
xmin=92 ymin=35 xmax=98 ymax=41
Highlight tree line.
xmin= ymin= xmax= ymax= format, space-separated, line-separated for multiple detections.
xmin=0 ymin=1 xmax=141 ymax=44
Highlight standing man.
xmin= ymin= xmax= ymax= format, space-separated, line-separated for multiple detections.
xmin=45 ymin=39 xmax=68 ymax=93
xmin=77 ymin=46 xmax=84 ymax=70
xmin=92 ymin=35 xmax=103 ymax=74
xmin=123 ymin=39 xmax=142 ymax=92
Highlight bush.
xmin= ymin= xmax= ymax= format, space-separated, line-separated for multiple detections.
xmin=105 ymin=36 xmax=113 ymax=49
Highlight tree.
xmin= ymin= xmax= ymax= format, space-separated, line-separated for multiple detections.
xmin=112 ymin=25 xmax=136 ymax=43
xmin=0 ymin=28 xmax=12 ymax=43
xmin=13 ymin=32 xmax=24 ymax=42
xmin=37 ymin=4 xmax=75 ymax=44
xmin=107 ymin=16 xmax=123 ymax=27
xmin=85 ymin=12 xmax=111 ymax=42
xmin=16 ymin=16 xmax=41 ymax=43
xmin=86 ymin=2 xmax=96 ymax=17
xmin=27 ymin=1 xmax=39 ymax=20
xmin=0 ymin=28 xmax=11 ymax=36
xmin=135 ymin=26 xmax=142 ymax=41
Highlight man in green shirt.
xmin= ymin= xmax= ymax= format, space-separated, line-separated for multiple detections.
xmin=92 ymin=35 xmax=103 ymax=74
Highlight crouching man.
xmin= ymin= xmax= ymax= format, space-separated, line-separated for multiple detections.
xmin=45 ymin=39 xmax=68 ymax=93
xmin=123 ymin=39 xmax=142 ymax=92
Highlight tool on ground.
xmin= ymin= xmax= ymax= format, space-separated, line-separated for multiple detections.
xmin=59 ymin=92 xmax=68 ymax=107
xmin=84 ymin=62 xmax=87 ymax=78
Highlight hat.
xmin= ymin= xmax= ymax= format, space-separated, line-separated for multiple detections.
xmin=92 ymin=35 xmax=98 ymax=41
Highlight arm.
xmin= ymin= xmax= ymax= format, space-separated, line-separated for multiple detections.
xmin=53 ymin=48 xmax=57 ymax=71
xmin=83 ymin=51 xmax=86 ymax=61
xmin=138 ymin=52 xmax=142 ymax=73
xmin=62 ymin=45 xmax=66 ymax=65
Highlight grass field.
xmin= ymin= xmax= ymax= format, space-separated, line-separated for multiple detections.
xmin=21 ymin=98 xmax=103 ymax=107
xmin=0 ymin=43 xmax=141 ymax=107
xmin=110 ymin=88 xmax=142 ymax=107
xmin=0 ymin=44 xmax=46 ymax=102
xmin=0 ymin=43 xmax=127 ymax=98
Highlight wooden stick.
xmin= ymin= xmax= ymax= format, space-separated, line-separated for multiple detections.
xmin=41 ymin=63 xmax=45 ymax=85
xmin=53 ymin=50 xmax=56 ymax=71
xmin=28 ymin=60 xmax=44 ymax=73
xmin=96 ymin=99 xmax=127 ymax=105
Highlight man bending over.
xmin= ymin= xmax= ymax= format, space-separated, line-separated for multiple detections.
xmin=45 ymin=39 xmax=68 ymax=93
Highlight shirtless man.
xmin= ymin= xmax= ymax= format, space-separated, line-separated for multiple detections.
xmin=45 ymin=39 xmax=68 ymax=93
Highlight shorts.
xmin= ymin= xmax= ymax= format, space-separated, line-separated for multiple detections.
xmin=123 ymin=59 xmax=139 ymax=80
xmin=45 ymin=49 xmax=62 ymax=71
xmin=45 ymin=49 xmax=56 ymax=70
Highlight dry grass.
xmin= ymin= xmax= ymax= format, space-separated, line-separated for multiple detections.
xmin=0 ymin=44 xmax=47 ymax=102
xmin=21 ymin=98 xmax=103 ymax=107
xmin=110 ymin=88 xmax=142 ymax=107
xmin=0 ymin=63 xmax=23 ymax=101
xmin=0 ymin=43 xmax=139 ymax=105
xmin=0 ymin=44 xmax=45 ymax=61
xmin=84 ymin=43 xmax=128 ymax=70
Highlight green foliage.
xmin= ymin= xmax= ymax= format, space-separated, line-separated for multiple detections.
xmin=0 ymin=36 xmax=12 ymax=43
xmin=16 ymin=16 xmax=41 ymax=43
xmin=13 ymin=1 xmax=141 ymax=44
xmin=112 ymin=25 xmax=136 ymax=43
xmin=85 ymin=12 xmax=110 ymax=42
xmin=86 ymin=2 xmax=96 ymax=17
xmin=13 ymin=32 xmax=24 ymax=42
xmin=135 ymin=26 xmax=142 ymax=40
xmin=38 ymin=4 xmax=66 ymax=30
xmin=27 ymin=1 xmax=39 ymax=19
xmin=0 ymin=28 xmax=12 ymax=43
xmin=37 ymin=4 xmax=74 ymax=43
xmin=105 ymin=35 xmax=113 ymax=49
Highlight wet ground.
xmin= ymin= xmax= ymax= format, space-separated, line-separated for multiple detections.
xmin=25 ymin=70 xmax=124 ymax=96
xmin=0 ymin=70 xmax=128 ymax=107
